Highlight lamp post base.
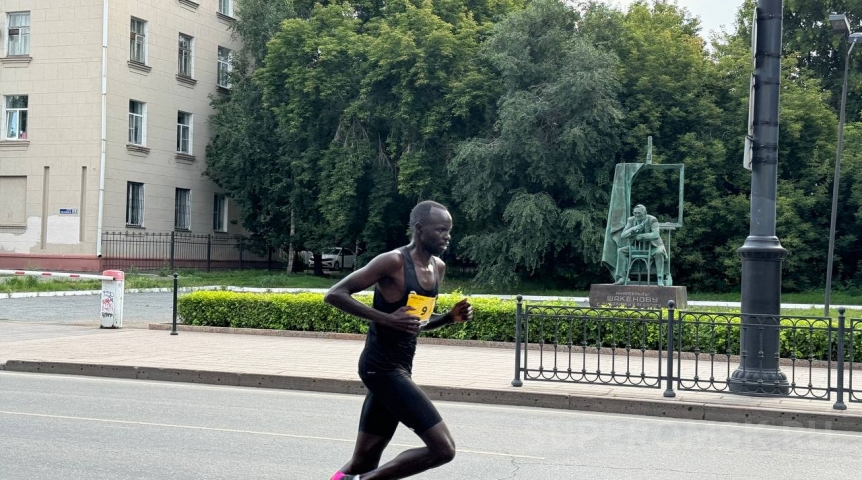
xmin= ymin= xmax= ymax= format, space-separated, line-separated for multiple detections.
xmin=728 ymin=368 xmax=790 ymax=395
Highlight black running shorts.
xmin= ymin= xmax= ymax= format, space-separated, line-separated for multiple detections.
xmin=358 ymin=370 xmax=443 ymax=438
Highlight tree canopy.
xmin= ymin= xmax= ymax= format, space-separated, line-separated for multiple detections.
xmin=205 ymin=0 xmax=862 ymax=294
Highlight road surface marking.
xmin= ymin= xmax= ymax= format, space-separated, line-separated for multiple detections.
xmin=0 ymin=410 xmax=545 ymax=460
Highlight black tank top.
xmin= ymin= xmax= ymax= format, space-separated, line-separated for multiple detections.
xmin=359 ymin=247 xmax=439 ymax=375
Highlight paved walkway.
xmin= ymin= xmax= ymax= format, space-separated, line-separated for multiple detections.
xmin=3 ymin=320 xmax=862 ymax=432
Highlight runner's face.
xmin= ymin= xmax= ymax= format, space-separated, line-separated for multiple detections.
xmin=418 ymin=208 xmax=452 ymax=256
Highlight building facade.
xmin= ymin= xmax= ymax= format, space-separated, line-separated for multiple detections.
xmin=0 ymin=0 xmax=242 ymax=271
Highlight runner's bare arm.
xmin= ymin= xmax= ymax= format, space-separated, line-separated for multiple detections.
xmin=324 ymin=251 xmax=421 ymax=334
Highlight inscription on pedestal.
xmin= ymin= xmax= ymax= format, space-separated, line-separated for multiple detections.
xmin=589 ymin=284 xmax=687 ymax=309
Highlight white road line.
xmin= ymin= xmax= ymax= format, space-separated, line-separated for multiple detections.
xmin=0 ymin=410 xmax=545 ymax=460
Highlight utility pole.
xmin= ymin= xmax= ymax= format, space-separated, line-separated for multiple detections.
xmin=729 ymin=0 xmax=789 ymax=394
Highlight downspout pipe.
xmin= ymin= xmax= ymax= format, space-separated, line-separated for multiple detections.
xmin=96 ymin=0 xmax=108 ymax=257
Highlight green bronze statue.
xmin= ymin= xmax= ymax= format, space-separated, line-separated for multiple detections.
xmin=612 ymin=204 xmax=667 ymax=286
xmin=600 ymin=138 xmax=683 ymax=288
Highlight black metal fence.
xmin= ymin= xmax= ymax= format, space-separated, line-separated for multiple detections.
xmin=512 ymin=304 xmax=665 ymax=389
xmin=512 ymin=297 xmax=862 ymax=410
xmin=674 ymin=311 xmax=836 ymax=400
xmin=101 ymin=231 xmax=284 ymax=271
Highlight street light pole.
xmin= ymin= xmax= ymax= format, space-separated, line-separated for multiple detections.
xmin=729 ymin=0 xmax=788 ymax=394
xmin=824 ymin=19 xmax=862 ymax=316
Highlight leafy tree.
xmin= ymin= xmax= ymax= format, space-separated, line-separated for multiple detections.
xmin=205 ymin=2 xmax=298 ymax=269
xmin=232 ymin=0 xmax=298 ymax=64
xmin=252 ymin=0 xmax=523 ymax=268
xmin=450 ymin=0 xmax=622 ymax=286
xmin=781 ymin=0 xmax=862 ymax=115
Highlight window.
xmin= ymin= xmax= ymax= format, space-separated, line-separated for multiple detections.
xmin=126 ymin=182 xmax=144 ymax=227
xmin=213 ymin=194 xmax=227 ymax=232
xmin=177 ymin=112 xmax=192 ymax=154
xmin=130 ymin=18 xmax=147 ymax=64
xmin=6 ymin=12 xmax=30 ymax=56
xmin=128 ymin=101 xmax=146 ymax=145
xmin=217 ymin=46 xmax=232 ymax=88
xmin=178 ymin=34 xmax=193 ymax=77
xmin=3 ymin=95 xmax=28 ymax=140
xmin=219 ymin=0 xmax=233 ymax=16
xmin=175 ymin=188 xmax=191 ymax=230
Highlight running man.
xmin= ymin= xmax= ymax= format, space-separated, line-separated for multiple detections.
xmin=325 ymin=200 xmax=473 ymax=480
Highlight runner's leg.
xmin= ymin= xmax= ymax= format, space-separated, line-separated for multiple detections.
xmin=338 ymin=390 xmax=398 ymax=475
xmin=357 ymin=372 xmax=455 ymax=479
xmin=359 ymin=420 xmax=455 ymax=479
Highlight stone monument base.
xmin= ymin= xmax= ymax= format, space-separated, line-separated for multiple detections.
xmin=589 ymin=284 xmax=687 ymax=309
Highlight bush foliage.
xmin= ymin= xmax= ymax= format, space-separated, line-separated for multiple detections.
xmin=178 ymin=291 xmax=528 ymax=341
xmin=178 ymin=291 xmax=862 ymax=361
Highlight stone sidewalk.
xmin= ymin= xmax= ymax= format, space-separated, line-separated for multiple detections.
xmin=2 ymin=320 xmax=862 ymax=432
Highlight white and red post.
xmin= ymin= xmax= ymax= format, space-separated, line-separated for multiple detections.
xmin=99 ymin=270 xmax=125 ymax=328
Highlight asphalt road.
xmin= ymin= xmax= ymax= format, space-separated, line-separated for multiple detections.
xmin=2 ymin=371 xmax=861 ymax=479
xmin=0 ymin=293 xmax=172 ymax=326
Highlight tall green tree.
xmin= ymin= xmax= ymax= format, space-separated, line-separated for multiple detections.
xmin=782 ymin=0 xmax=862 ymax=115
xmin=253 ymin=0 xmax=523 ymax=262
xmin=205 ymin=1 xmax=300 ymax=269
xmin=450 ymin=0 xmax=622 ymax=286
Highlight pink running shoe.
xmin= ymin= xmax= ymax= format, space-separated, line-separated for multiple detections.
xmin=330 ymin=472 xmax=359 ymax=480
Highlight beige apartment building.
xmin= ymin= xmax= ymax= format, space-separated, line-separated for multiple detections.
xmin=0 ymin=0 xmax=243 ymax=271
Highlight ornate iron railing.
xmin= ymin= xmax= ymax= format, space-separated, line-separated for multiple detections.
xmin=512 ymin=303 xmax=665 ymax=389
xmin=101 ymin=231 xmax=282 ymax=271
xmin=513 ymin=298 xmax=860 ymax=410
xmin=674 ymin=311 xmax=834 ymax=400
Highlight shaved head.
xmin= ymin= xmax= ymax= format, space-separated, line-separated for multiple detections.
xmin=409 ymin=200 xmax=448 ymax=230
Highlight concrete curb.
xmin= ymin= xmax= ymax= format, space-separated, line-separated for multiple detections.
xmin=4 ymin=360 xmax=862 ymax=432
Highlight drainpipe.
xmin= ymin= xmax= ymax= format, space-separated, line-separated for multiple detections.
xmin=96 ymin=0 xmax=109 ymax=257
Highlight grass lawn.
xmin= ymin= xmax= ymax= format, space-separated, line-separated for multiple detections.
xmin=2 ymin=269 xmax=861 ymax=315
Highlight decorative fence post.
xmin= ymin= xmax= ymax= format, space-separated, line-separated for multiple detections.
xmin=664 ymin=300 xmax=676 ymax=397
xmin=169 ymin=231 xmax=176 ymax=270
xmin=171 ymin=272 xmax=179 ymax=336
xmin=834 ymin=307 xmax=847 ymax=410
xmin=206 ymin=234 xmax=212 ymax=272
xmin=512 ymin=294 xmax=524 ymax=387
xmin=239 ymin=237 xmax=244 ymax=270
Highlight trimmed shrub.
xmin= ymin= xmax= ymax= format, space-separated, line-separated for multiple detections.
xmin=177 ymin=291 xmax=521 ymax=339
xmin=177 ymin=291 xmax=856 ymax=360
xmin=178 ymin=291 xmax=370 ymax=333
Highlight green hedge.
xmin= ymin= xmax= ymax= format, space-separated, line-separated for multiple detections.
xmin=177 ymin=291 xmax=861 ymax=360
xmin=177 ymin=291 xmax=529 ymax=341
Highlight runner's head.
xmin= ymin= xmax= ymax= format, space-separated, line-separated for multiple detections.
xmin=410 ymin=201 xmax=452 ymax=256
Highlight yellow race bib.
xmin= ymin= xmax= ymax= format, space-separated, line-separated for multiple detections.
xmin=406 ymin=291 xmax=437 ymax=322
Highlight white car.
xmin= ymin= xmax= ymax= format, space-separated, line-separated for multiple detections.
xmin=319 ymin=247 xmax=356 ymax=271
xmin=297 ymin=250 xmax=314 ymax=266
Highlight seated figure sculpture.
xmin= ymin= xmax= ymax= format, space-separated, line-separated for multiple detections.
xmin=613 ymin=204 xmax=667 ymax=286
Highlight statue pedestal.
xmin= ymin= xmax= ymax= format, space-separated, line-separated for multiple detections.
xmin=589 ymin=284 xmax=687 ymax=309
